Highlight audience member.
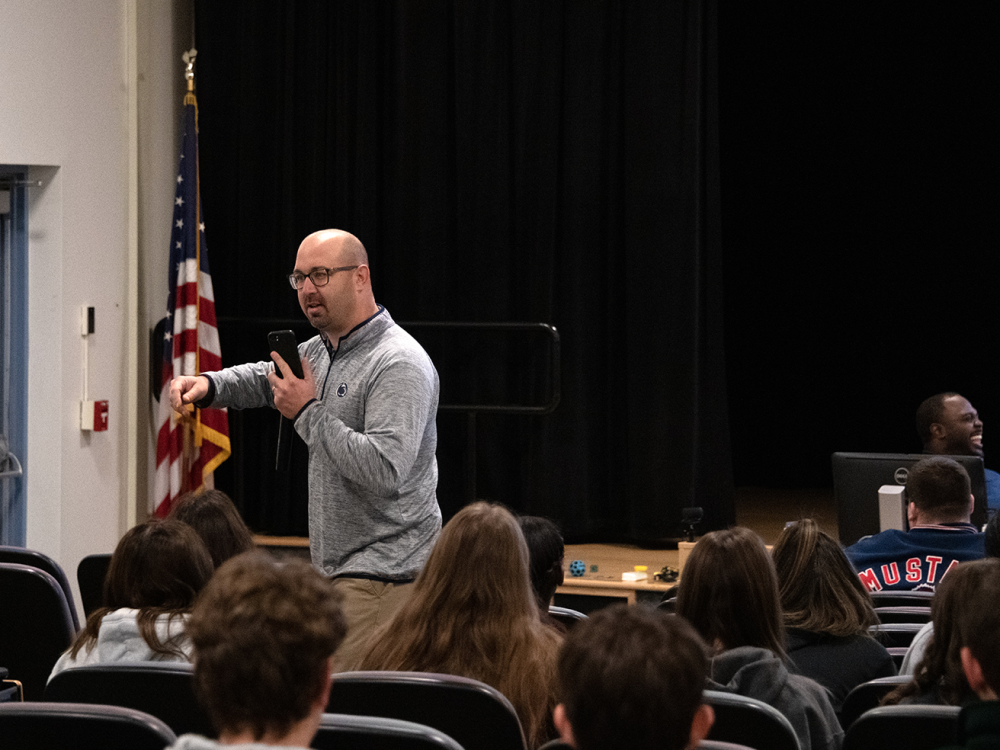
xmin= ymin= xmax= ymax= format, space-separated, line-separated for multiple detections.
xmin=167 ymin=551 xmax=347 ymax=749
xmin=553 ymin=604 xmax=714 ymax=750
xmin=49 ymin=519 xmax=213 ymax=679
xmin=917 ymin=392 xmax=1000 ymax=509
xmin=772 ymin=519 xmax=896 ymax=712
xmin=676 ymin=526 xmax=842 ymax=750
xmin=518 ymin=515 xmax=565 ymax=628
xmin=359 ymin=501 xmax=563 ymax=749
xmin=168 ymin=489 xmax=255 ymax=568
xmin=845 ymin=456 xmax=984 ymax=592
xmin=885 ymin=558 xmax=1000 ymax=706
xmin=901 ymin=512 xmax=1000 ymax=674
xmin=936 ymin=560 xmax=1000 ymax=749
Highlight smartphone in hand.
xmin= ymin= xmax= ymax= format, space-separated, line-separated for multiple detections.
xmin=267 ymin=330 xmax=304 ymax=379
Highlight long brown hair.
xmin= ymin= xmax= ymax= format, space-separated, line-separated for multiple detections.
xmin=359 ymin=501 xmax=562 ymax=749
xmin=676 ymin=526 xmax=786 ymax=657
xmin=772 ymin=518 xmax=877 ymax=637
xmin=884 ymin=558 xmax=1000 ymax=706
xmin=69 ymin=519 xmax=214 ymax=659
xmin=168 ymin=489 xmax=255 ymax=568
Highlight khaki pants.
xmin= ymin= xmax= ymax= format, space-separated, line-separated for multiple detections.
xmin=330 ymin=577 xmax=413 ymax=672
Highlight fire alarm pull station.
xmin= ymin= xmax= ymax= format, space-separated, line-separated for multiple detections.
xmin=79 ymin=305 xmax=108 ymax=432
xmin=81 ymin=400 xmax=109 ymax=432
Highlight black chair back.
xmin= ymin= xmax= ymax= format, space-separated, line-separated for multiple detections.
xmin=869 ymin=623 xmax=925 ymax=648
xmin=314 ymin=713 xmax=465 ymax=750
xmin=328 ymin=671 xmax=526 ymax=750
xmin=0 ymin=701 xmax=176 ymax=750
xmin=873 ymin=606 xmax=932 ymax=624
xmin=547 ymin=605 xmax=587 ymax=629
xmin=0 ymin=545 xmax=80 ymax=630
xmin=44 ymin=662 xmax=214 ymax=738
xmin=838 ymin=676 xmax=912 ymax=730
xmin=870 ymin=591 xmax=934 ymax=608
xmin=77 ymin=553 xmax=113 ymax=618
xmin=0 ymin=563 xmax=76 ymax=700
xmin=703 ymin=690 xmax=801 ymax=750
xmin=843 ymin=704 xmax=959 ymax=750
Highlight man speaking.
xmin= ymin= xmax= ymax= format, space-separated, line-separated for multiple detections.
xmin=170 ymin=229 xmax=441 ymax=668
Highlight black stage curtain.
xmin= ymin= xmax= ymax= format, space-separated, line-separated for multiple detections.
xmin=194 ymin=0 xmax=732 ymax=543
xmin=719 ymin=5 xmax=1000 ymax=488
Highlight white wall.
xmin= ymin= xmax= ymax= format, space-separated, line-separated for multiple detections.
xmin=0 ymin=0 xmax=192 ymax=616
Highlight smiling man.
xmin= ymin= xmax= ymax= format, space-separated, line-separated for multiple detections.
xmin=169 ymin=229 xmax=441 ymax=670
xmin=917 ymin=393 xmax=1000 ymax=510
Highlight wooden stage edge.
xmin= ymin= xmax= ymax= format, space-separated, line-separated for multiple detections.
xmin=254 ymin=487 xmax=839 ymax=612
xmin=253 ymin=536 xmax=681 ymax=608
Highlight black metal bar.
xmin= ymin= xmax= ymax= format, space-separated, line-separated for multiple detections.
xmin=402 ymin=321 xmax=561 ymax=416
xmin=466 ymin=412 xmax=477 ymax=505
xmin=216 ymin=317 xmax=562 ymax=500
xmin=216 ymin=318 xmax=562 ymax=415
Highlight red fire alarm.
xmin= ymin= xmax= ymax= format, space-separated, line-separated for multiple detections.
xmin=81 ymin=400 xmax=109 ymax=432
xmin=94 ymin=400 xmax=109 ymax=431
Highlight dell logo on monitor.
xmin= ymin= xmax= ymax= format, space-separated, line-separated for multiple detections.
xmin=894 ymin=467 xmax=909 ymax=485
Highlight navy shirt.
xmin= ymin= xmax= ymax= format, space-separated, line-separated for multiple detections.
xmin=845 ymin=524 xmax=985 ymax=592
xmin=986 ymin=468 xmax=1000 ymax=512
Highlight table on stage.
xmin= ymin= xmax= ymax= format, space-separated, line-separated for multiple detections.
xmin=255 ymin=537 xmax=684 ymax=613
xmin=554 ymin=543 xmax=681 ymax=613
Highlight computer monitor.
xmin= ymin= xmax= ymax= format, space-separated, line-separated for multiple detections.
xmin=831 ymin=452 xmax=988 ymax=547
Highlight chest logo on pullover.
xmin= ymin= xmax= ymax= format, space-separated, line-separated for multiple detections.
xmin=337 ymin=382 xmax=348 ymax=397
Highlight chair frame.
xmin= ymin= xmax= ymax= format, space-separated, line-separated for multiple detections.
xmin=843 ymin=704 xmax=960 ymax=750
xmin=703 ymin=689 xmax=801 ymax=750
xmin=547 ymin=605 xmax=587 ymax=628
xmin=314 ymin=712 xmax=466 ymax=750
xmin=76 ymin=552 xmax=113 ymax=619
xmin=0 ymin=562 xmax=76 ymax=701
xmin=44 ymin=661 xmax=214 ymax=738
xmin=869 ymin=590 xmax=934 ymax=608
xmin=838 ymin=676 xmax=912 ymax=730
xmin=0 ymin=700 xmax=177 ymax=750
xmin=0 ymin=545 xmax=80 ymax=630
xmin=869 ymin=622 xmax=926 ymax=648
xmin=328 ymin=670 xmax=528 ymax=750
xmin=873 ymin=606 xmax=932 ymax=624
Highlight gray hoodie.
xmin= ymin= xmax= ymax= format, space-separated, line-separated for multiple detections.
xmin=708 ymin=646 xmax=844 ymax=750
xmin=48 ymin=608 xmax=191 ymax=682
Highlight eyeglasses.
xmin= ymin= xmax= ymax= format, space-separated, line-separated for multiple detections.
xmin=287 ymin=266 xmax=359 ymax=290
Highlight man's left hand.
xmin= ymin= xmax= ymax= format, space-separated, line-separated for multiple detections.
xmin=267 ymin=352 xmax=316 ymax=419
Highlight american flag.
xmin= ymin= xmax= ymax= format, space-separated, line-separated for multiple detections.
xmin=153 ymin=90 xmax=230 ymax=517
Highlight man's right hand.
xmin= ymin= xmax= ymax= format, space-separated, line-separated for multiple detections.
xmin=169 ymin=375 xmax=210 ymax=414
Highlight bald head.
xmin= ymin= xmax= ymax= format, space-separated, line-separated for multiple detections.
xmin=300 ymin=229 xmax=369 ymax=267
xmin=294 ymin=229 xmax=378 ymax=341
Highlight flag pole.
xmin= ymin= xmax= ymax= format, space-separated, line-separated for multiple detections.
xmin=184 ymin=50 xmax=205 ymax=454
xmin=154 ymin=47 xmax=231 ymax=514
